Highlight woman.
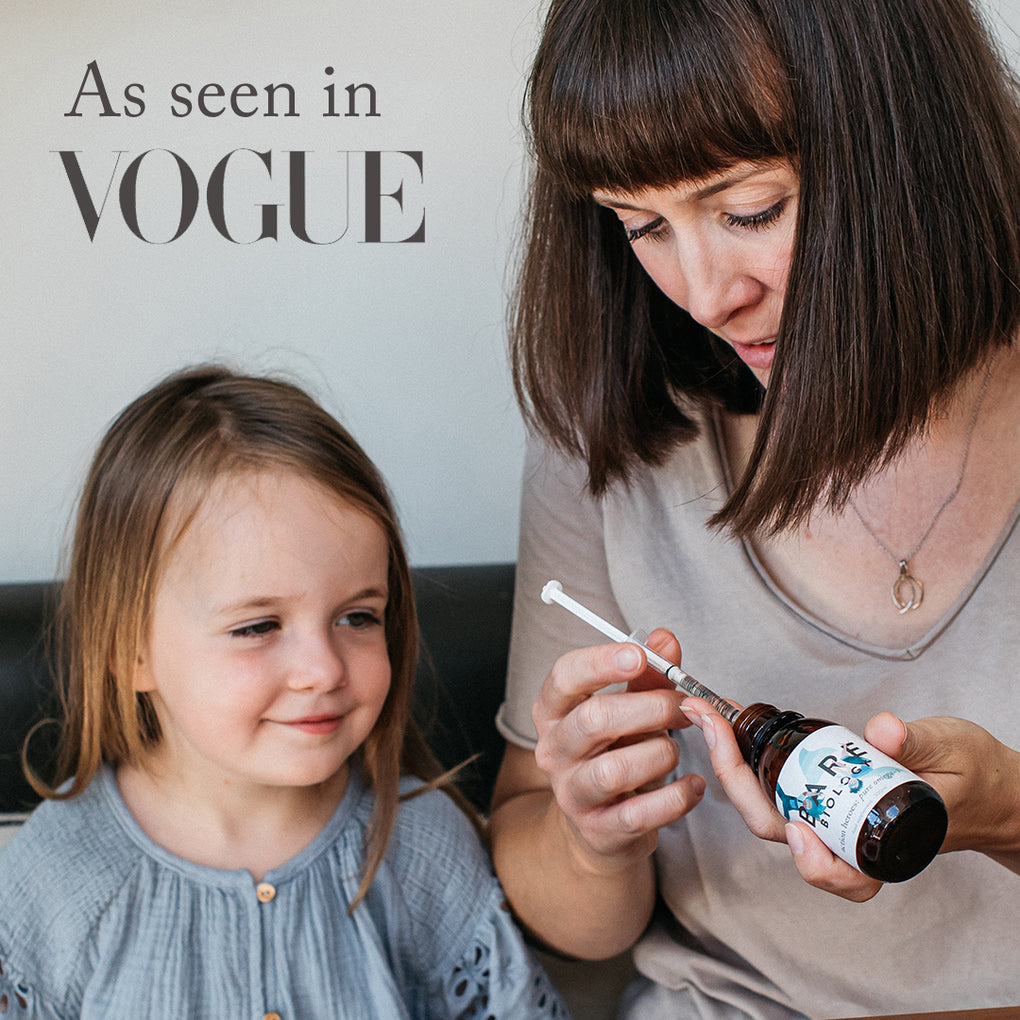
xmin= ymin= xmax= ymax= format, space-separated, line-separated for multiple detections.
xmin=490 ymin=0 xmax=1020 ymax=1016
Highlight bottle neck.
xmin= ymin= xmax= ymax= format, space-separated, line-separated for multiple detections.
xmin=733 ymin=703 xmax=804 ymax=773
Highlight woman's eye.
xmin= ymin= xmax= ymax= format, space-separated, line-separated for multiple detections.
xmin=625 ymin=216 xmax=669 ymax=244
xmin=725 ymin=199 xmax=787 ymax=231
xmin=230 ymin=620 xmax=278 ymax=638
xmin=338 ymin=611 xmax=382 ymax=630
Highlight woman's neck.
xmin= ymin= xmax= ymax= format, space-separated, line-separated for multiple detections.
xmin=725 ymin=344 xmax=1020 ymax=648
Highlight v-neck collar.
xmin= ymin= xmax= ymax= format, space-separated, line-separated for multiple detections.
xmin=709 ymin=409 xmax=1020 ymax=661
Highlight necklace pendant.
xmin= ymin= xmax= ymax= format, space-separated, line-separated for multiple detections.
xmin=891 ymin=560 xmax=924 ymax=614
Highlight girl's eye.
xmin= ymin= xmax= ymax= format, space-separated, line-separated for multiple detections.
xmin=230 ymin=620 xmax=278 ymax=638
xmin=625 ymin=216 xmax=669 ymax=244
xmin=725 ymin=199 xmax=787 ymax=231
xmin=338 ymin=611 xmax=383 ymax=630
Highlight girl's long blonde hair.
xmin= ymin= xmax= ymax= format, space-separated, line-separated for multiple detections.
xmin=30 ymin=364 xmax=477 ymax=908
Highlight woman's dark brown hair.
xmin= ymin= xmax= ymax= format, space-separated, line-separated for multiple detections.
xmin=511 ymin=0 xmax=1020 ymax=534
xmin=31 ymin=365 xmax=478 ymax=909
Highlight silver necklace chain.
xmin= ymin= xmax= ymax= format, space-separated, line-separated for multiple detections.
xmin=848 ymin=355 xmax=997 ymax=614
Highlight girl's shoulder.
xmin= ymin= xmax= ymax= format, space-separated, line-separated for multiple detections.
xmin=0 ymin=769 xmax=143 ymax=1008
xmin=1 ymin=768 xmax=139 ymax=900
xmin=358 ymin=776 xmax=493 ymax=923
xmin=374 ymin=778 xmax=572 ymax=1018
xmin=389 ymin=776 xmax=490 ymax=876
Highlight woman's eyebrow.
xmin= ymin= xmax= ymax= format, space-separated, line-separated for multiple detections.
xmin=593 ymin=166 xmax=773 ymax=210
xmin=691 ymin=168 xmax=760 ymax=200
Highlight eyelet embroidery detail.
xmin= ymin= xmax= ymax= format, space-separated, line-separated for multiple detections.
xmin=0 ymin=957 xmax=30 ymax=1013
xmin=443 ymin=942 xmax=567 ymax=1019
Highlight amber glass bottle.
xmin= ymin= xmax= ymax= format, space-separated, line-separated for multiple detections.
xmin=732 ymin=703 xmax=948 ymax=882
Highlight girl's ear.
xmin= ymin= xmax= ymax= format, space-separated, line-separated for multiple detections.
xmin=132 ymin=654 xmax=157 ymax=693
xmin=110 ymin=634 xmax=158 ymax=693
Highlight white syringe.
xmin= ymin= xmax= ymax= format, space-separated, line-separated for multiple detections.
xmin=540 ymin=580 xmax=740 ymax=723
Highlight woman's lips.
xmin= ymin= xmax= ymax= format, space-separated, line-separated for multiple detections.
xmin=728 ymin=338 xmax=776 ymax=371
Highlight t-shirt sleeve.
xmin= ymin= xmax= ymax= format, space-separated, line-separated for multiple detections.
xmin=0 ymin=952 xmax=66 ymax=1020
xmin=425 ymin=877 xmax=572 ymax=1019
xmin=496 ymin=435 xmax=626 ymax=747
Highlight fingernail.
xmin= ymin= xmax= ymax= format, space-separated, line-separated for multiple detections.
xmin=786 ymin=824 xmax=804 ymax=855
xmin=614 ymin=645 xmax=642 ymax=672
xmin=701 ymin=715 xmax=716 ymax=749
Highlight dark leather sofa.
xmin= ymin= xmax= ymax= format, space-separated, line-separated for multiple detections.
xmin=0 ymin=563 xmax=515 ymax=816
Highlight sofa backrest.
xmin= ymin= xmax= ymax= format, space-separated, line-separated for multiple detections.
xmin=0 ymin=564 xmax=516 ymax=816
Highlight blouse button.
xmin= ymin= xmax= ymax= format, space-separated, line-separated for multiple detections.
xmin=256 ymin=882 xmax=277 ymax=903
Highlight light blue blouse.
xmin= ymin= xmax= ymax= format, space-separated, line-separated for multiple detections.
xmin=0 ymin=764 xmax=569 ymax=1019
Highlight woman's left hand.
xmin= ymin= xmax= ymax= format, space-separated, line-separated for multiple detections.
xmin=681 ymin=697 xmax=884 ymax=902
xmin=683 ymin=699 xmax=1020 ymax=898
xmin=861 ymin=712 xmax=1020 ymax=874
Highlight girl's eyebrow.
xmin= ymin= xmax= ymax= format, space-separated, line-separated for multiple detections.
xmin=213 ymin=595 xmax=281 ymax=619
xmin=214 ymin=587 xmax=389 ymax=618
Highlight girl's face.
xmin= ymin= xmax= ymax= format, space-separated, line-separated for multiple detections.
xmin=134 ymin=469 xmax=392 ymax=796
xmin=593 ymin=159 xmax=798 ymax=387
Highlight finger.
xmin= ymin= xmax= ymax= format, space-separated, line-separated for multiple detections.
xmin=627 ymin=627 xmax=684 ymax=693
xmin=549 ymin=688 xmax=687 ymax=764
xmin=862 ymin=712 xmax=908 ymax=760
xmin=645 ymin=627 xmax=681 ymax=657
xmin=683 ymin=699 xmax=785 ymax=842
xmin=680 ymin=694 xmax=746 ymax=728
xmin=785 ymin=823 xmax=883 ymax=902
xmin=607 ymin=773 xmax=708 ymax=843
xmin=863 ymin=713 xmax=955 ymax=774
xmin=535 ymin=642 xmax=648 ymax=723
xmin=571 ymin=732 xmax=681 ymax=806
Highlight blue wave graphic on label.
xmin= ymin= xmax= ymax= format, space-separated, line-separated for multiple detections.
xmin=773 ymin=725 xmax=911 ymax=866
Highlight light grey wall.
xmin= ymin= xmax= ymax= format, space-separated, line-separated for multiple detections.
xmin=1 ymin=0 xmax=544 ymax=581
xmin=1 ymin=0 xmax=1018 ymax=583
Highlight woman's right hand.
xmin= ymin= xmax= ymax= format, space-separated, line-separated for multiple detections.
xmin=530 ymin=629 xmax=707 ymax=871
xmin=490 ymin=628 xmax=706 ymax=958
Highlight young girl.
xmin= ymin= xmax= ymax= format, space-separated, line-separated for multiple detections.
xmin=0 ymin=365 xmax=569 ymax=1019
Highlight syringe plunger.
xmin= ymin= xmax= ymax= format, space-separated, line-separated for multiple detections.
xmin=541 ymin=580 xmax=740 ymax=723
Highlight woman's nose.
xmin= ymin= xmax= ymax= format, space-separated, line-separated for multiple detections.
xmin=674 ymin=243 xmax=764 ymax=331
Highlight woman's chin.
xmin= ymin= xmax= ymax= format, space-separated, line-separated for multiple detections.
xmin=730 ymin=340 xmax=775 ymax=387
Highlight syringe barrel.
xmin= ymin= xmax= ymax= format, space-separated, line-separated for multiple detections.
xmin=665 ymin=666 xmax=740 ymax=723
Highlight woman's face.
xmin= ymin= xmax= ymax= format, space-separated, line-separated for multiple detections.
xmin=593 ymin=159 xmax=798 ymax=387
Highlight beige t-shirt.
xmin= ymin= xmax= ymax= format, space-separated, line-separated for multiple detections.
xmin=497 ymin=421 xmax=1020 ymax=1019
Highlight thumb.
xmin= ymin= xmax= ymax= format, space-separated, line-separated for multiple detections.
xmin=644 ymin=627 xmax=682 ymax=664
xmin=862 ymin=712 xmax=907 ymax=758
xmin=627 ymin=627 xmax=682 ymax=693
xmin=864 ymin=712 xmax=939 ymax=770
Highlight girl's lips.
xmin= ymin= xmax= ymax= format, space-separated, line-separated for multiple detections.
xmin=281 ymin=715 xmax=343 ymax=735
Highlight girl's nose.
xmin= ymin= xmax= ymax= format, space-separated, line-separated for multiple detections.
xmin=288 ymin=631 xmax=345 ymax=692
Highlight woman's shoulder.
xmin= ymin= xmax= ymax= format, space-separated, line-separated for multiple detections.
xmin=524 ymin=402 xmax=729 ymax=504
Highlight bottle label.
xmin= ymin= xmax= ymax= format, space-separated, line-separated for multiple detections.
xmin=773 ymin=725 xmax=913 ymax=869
